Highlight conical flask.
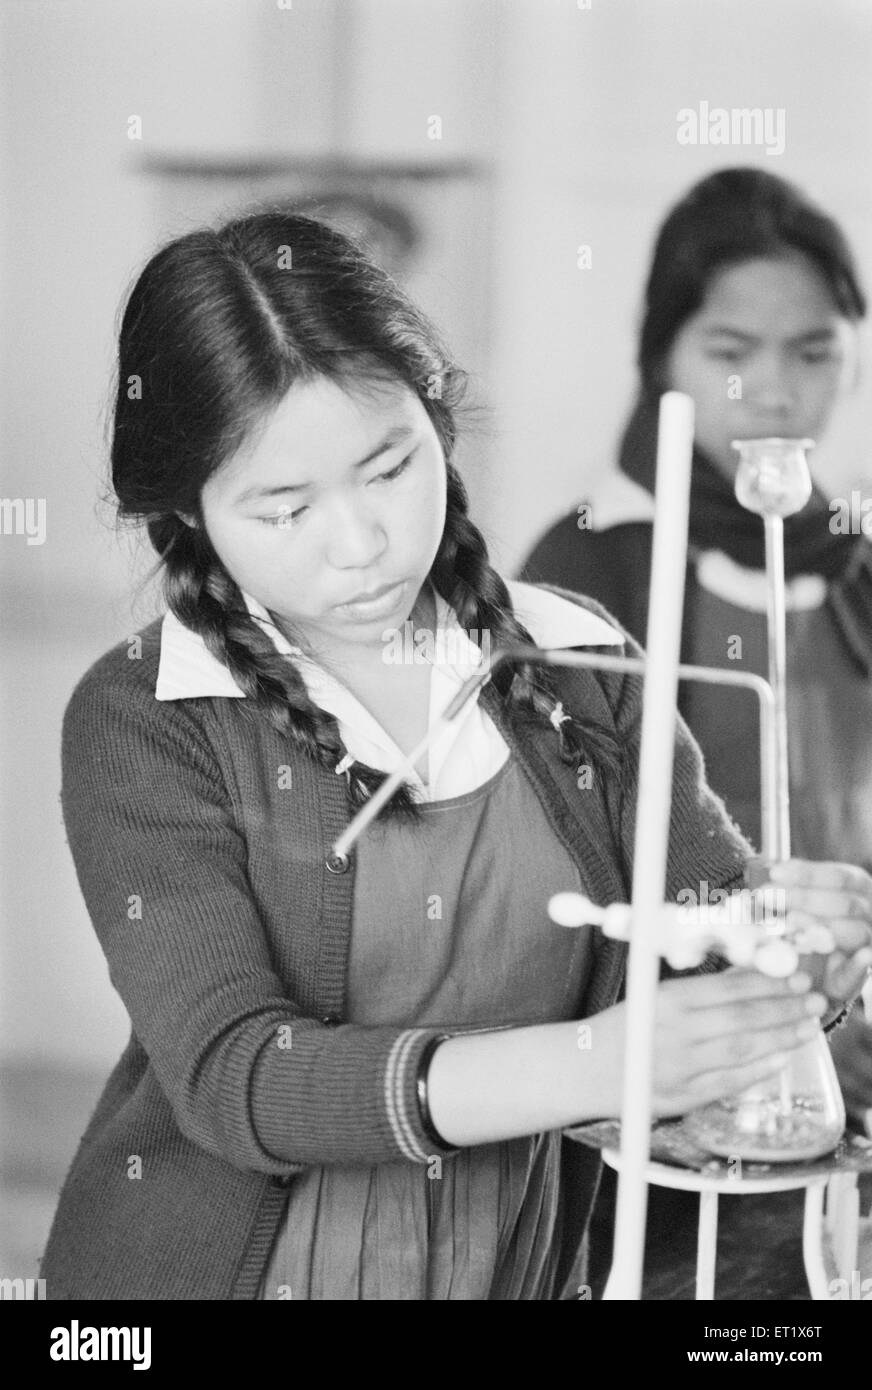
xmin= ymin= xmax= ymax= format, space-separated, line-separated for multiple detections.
xmin=684 ymin=437 xmax=845 ymax=1162
xmin=684 ymin=1032 xmax=846 ymax=1162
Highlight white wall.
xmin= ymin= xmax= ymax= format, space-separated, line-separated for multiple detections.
xmin=2 ymin=0 xmax=871 ymax=1070
xmin=0 ymin=0 xmax=304 ymax=1067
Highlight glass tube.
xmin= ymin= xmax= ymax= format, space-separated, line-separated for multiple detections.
xmin=684 ymin=437 xmax=845 ymax=1163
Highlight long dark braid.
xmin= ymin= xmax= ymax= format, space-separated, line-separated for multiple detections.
xmin=431 ymin=463 xmax=623 ymax=783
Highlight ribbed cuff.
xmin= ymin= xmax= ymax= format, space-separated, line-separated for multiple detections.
xmin=385 ymin=1028 xmax=460 ymax=1162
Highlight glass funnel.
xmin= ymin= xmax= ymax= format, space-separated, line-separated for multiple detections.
xmin=731 ymin=437 xmax=814 ymax=517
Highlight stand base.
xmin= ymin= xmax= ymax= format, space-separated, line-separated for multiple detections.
xmin=601 ymin=1150 xmax=868 ymax=1300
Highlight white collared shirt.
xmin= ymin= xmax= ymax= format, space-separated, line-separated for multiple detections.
xmin=155 ymin=579 xmax=624 ymax=801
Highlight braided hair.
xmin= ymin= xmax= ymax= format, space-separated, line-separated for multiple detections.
xmin=111 ymin=209 xmax=620 ymax=820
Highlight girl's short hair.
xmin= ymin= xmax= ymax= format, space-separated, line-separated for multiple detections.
xmin=110 ymin=209 xmax=620 ymax=816
xmin=638 ymin=166 xmax=867 ymax=395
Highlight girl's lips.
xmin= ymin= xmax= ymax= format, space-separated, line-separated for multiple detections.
xmin=334 ymin=579 xmax=408 ymax=620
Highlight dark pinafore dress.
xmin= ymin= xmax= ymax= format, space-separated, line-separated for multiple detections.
xmin=258 ymin=751 xmax=594 ymax=1300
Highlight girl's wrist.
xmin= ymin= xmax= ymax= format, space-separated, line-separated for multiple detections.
xmin=416 ymin=1033 xmax=456 ymax=1152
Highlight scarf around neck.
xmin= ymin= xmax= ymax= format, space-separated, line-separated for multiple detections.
xmin=617 ymin=396 xmax=872 ymax=678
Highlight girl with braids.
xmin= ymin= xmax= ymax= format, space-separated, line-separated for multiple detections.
xmin=42 ymin=210 xmax=872 ymax=1300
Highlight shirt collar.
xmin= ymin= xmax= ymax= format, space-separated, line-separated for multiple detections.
xmin=154 ymin=579 xmax=623 ymax=701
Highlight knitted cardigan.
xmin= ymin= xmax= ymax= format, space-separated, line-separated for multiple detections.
xmin=41 ymin=586 xmax=750 ymax=1300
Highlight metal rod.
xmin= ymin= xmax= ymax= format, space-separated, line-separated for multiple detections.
xmin=330 ymin=650 xmax=774 ymax=862
xmin=603 ymin=390 xmax=695 ymax=1299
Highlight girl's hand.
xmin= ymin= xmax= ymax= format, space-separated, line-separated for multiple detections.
xmin=766 ymin=860 xmax=872 ymax=1007
xmin=597 ymin=967 xmax=828 ymax=1119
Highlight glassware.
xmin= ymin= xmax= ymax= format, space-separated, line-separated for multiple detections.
xmin=732 ymin=436 xmax=814 ymax=518
xmin=685 ymin=1036 xmax=846 ymax=1163
xmin=684 ymin=438 xmax=846 ymax=1163
xmin=684 ymin=857 xmax=846 ymax=1163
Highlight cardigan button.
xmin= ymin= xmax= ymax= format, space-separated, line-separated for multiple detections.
xmin=321 ymin=1014 xmax=341 ymax=1027
xmin=325 ymin=851 xmax=350 ymax=874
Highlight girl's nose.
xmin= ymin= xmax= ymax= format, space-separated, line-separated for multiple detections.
xmin=745 ymin=354 xmax=798 ymax=416
xmin=324 ymin=496 xmax=388 ymax=569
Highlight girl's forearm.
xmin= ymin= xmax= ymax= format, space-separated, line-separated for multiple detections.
xmin=426 ymin=1017 xmax=622 ymax=1147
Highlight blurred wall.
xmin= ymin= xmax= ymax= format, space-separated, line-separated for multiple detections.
xmin=2 ymin=0 xmax=871 ymax=1072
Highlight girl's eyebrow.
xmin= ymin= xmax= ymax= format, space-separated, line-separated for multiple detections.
xmin=234 ymin=425 xmax=417 ymax=504
xmin=702 ymin=327 xmax=759 ymax=343
xmin=787 ymin=327 xmax=839 ymax=344
xmin=702 ymin=325 xmax=839 ymax=346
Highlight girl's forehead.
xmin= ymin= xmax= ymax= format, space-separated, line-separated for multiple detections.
xmin=269 ymin=374 xmax=416 ymax=428
xmin=697 ymin=254 xmax=842 ymax=330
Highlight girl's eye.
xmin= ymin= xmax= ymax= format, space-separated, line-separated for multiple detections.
xmin=258 ymin=453 xmax=413 ymax=526
xmin=799 ymin=350 xmax=835 ymax=365
xmin=707 ymin=348 xmax=744 ymax=364
xmin=369 ymin=453 xmax=413 ymax=485
xmin=261 ymin=505 xmax=307 ymax=528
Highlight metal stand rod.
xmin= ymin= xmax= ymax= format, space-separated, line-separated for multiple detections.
xmin=601 ymin=392 xmax=695 ymax=1300
xmin=802 ymin=1183 xmax=830 ymax=1299
xmin=331 ymin=652 xmax=775 ymax=863
xmin=696 ymin=1190 xmax=719 ymax=1299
